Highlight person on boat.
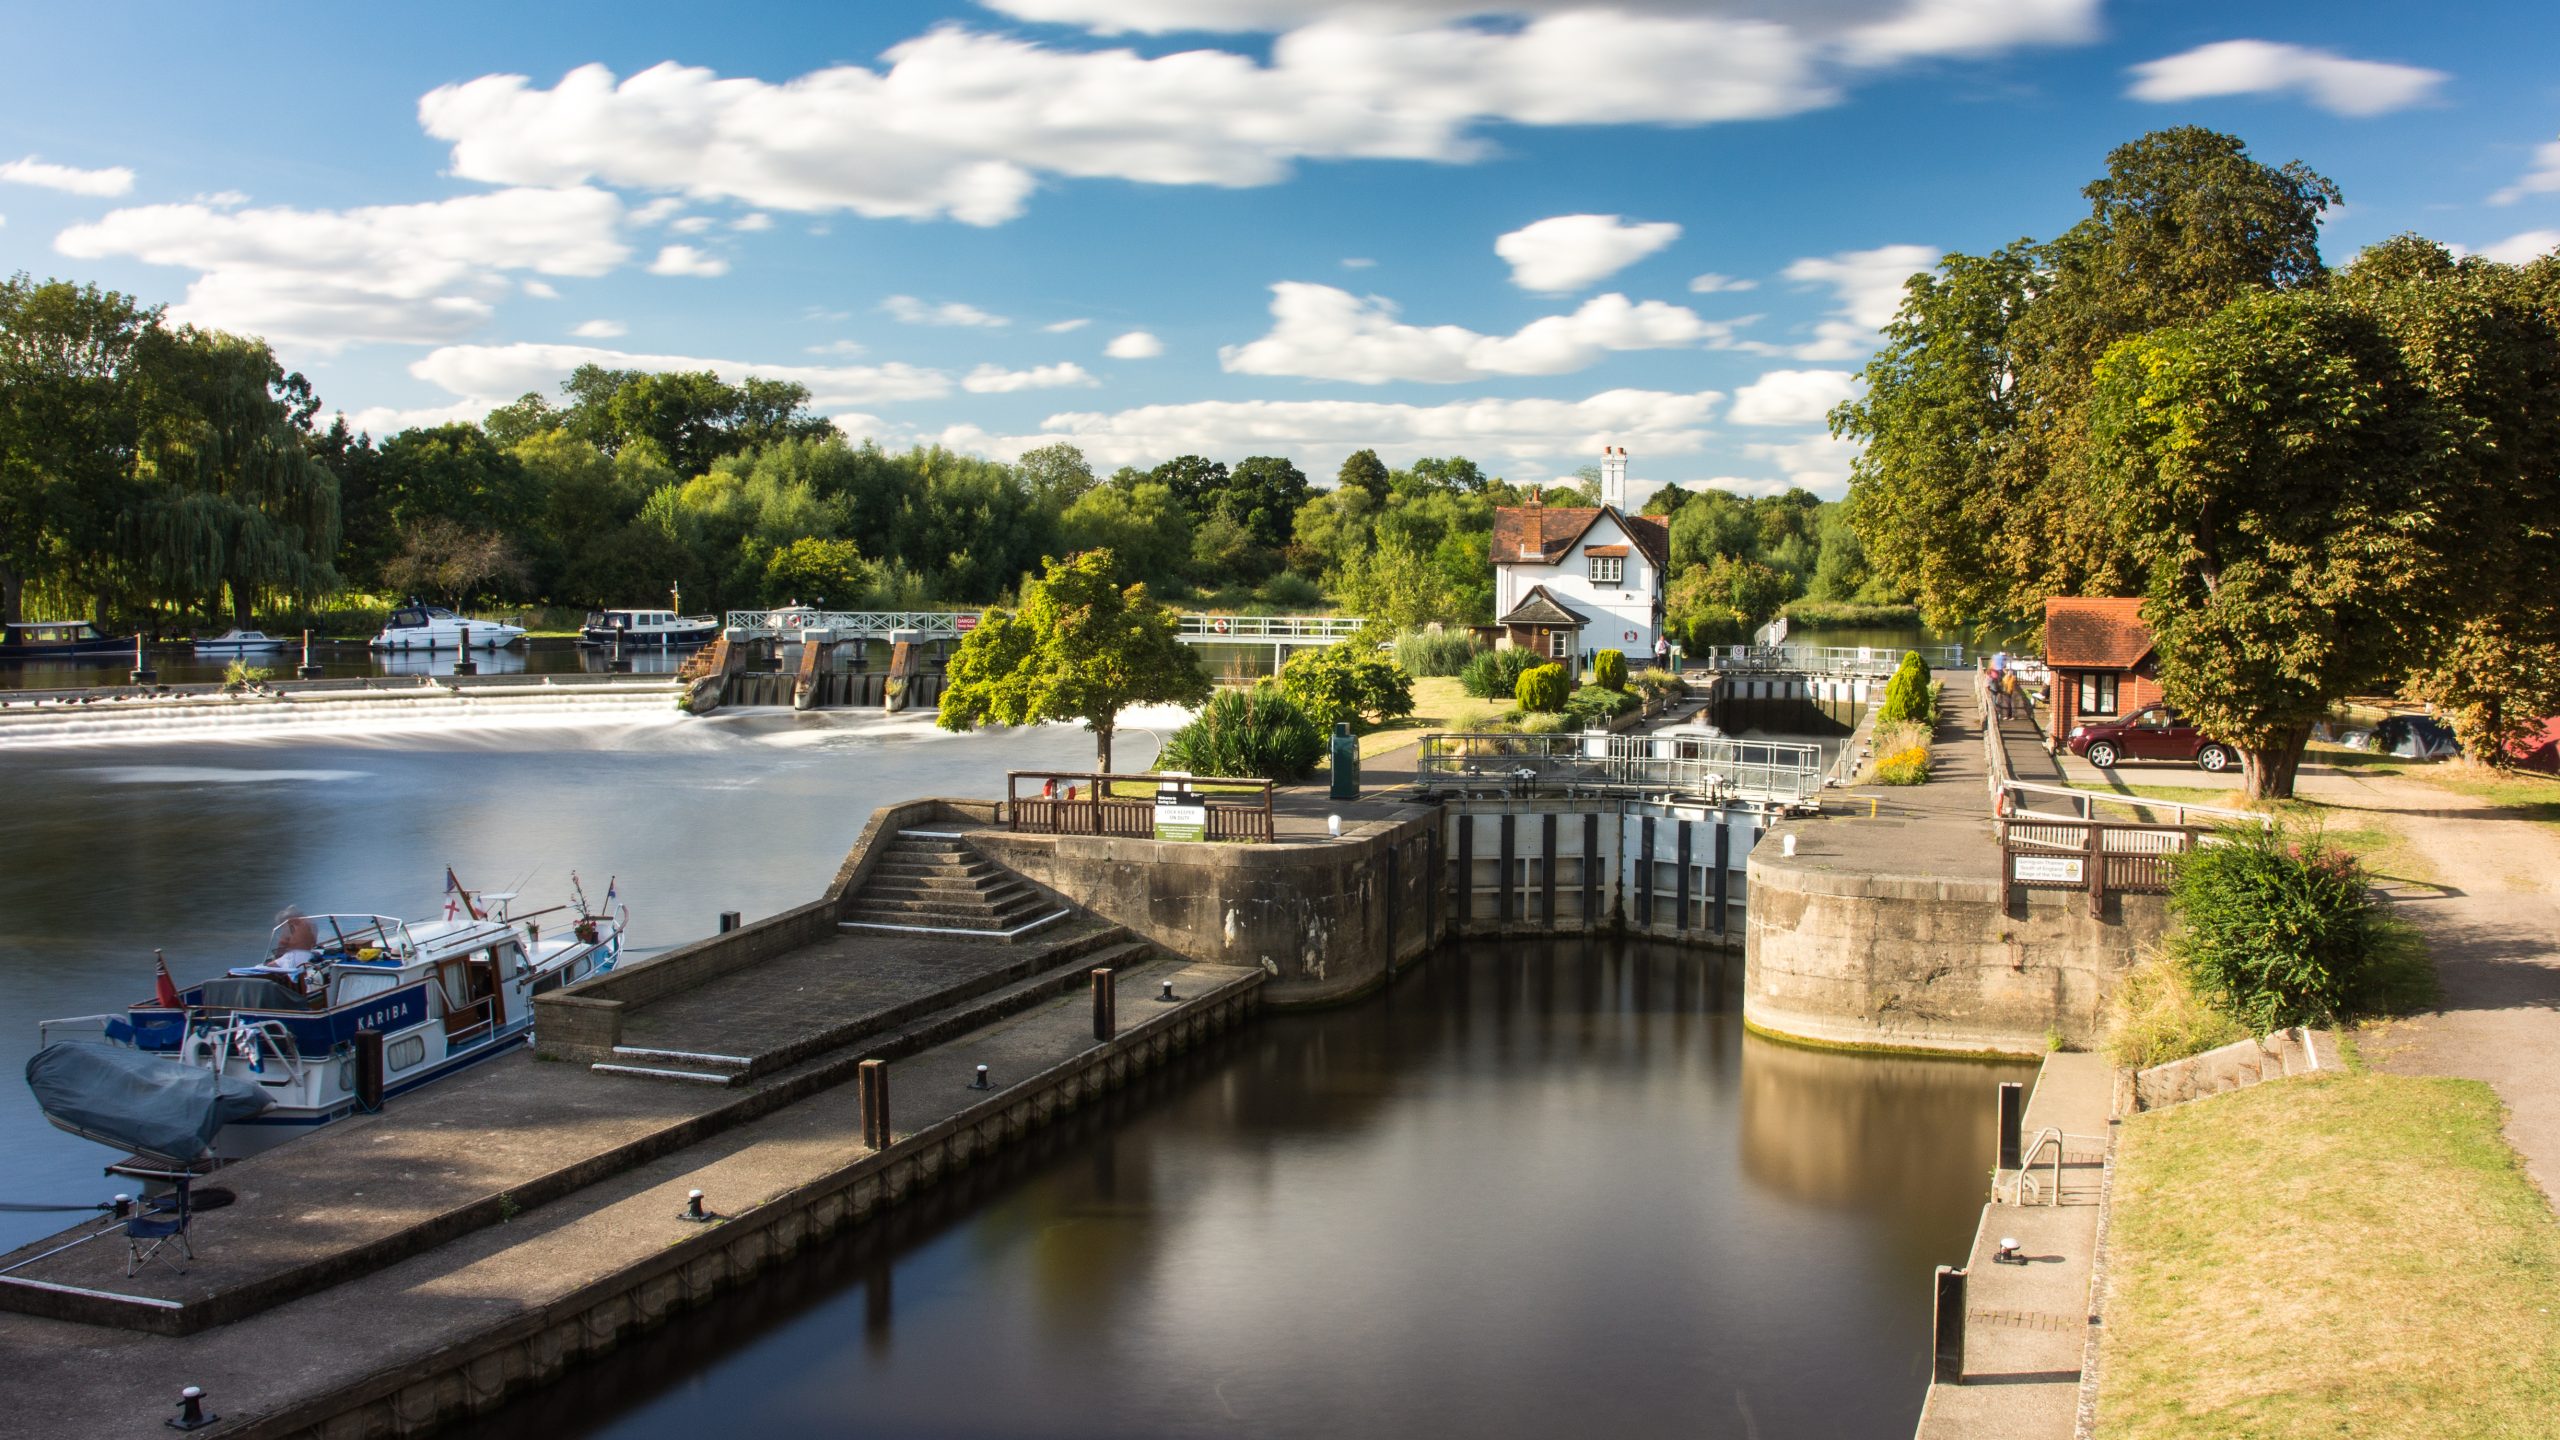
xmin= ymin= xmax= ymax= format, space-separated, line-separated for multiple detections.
xmin=251 ymin=907 xmax=322 ymax=987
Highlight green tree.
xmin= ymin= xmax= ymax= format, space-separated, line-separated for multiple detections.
xmin=2089 ymin=290 xmax=2445 ymax=800
xmin=1277 ymin=642 xmax=1415 ymax=728
xmin=0 ymin=275 xmax=157 ymax=623
xmin=1149 ymin=454 xmax=1229 ymax=519
xmin=761 ymin=536 xmax=870 ymax=607
xmin=376 ymin=423 xmax=537 ymax=541
xmin=1337 ymin=448 xmax=1390 ymax=502
xmin=1333 ymin=536 xmax=1457 ymax=632
xmin=937 ymin=549 xmax=1211 ymax=771
xmin=1219 ymin=455 xmax=1312 ymax=553
xmin=1016 ymin=442 xmax=1096 ymax=511
xmin=1060 ymin=480 xmax=1192 ymax=587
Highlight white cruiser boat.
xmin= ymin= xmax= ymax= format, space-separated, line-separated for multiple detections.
xmin=371 ymin=600 xmax=528 ymax=651
xmin=580 ymin=608 xmax=720 ymax=647
xmin=192 ymin=628 xmax=290 ymax=655
xmin=29 ymin=875 xmax=625 ymax=1165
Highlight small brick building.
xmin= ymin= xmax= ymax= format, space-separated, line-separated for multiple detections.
xmin=2042 ymin=597 xmax=2167 ymax=749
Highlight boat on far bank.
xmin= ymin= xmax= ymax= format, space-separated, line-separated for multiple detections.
xmin=192 ymin=628 xmax=291 ymax=656
xmin=579 ymin=608 xmax=720 ymax=648
xmin=0 ymin=620 xmax=127 ymax=660
xmin=372 ymin=601 xmax=528 ymax=652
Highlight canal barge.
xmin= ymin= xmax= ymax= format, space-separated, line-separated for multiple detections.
xmin=30 ymin=881 xmax=624 ymax=1164
xmin=579 ymin=607 xmax=720 ymax=647
xmin=0 ymin=620 xmax=127 ymax=660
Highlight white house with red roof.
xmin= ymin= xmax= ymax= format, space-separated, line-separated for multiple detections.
xmin=1489 ymin=447 xmax=1670 ymax=664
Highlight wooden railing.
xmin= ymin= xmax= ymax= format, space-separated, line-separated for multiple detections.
xmin=1003 ymin=771 xmax=1276 ymax=843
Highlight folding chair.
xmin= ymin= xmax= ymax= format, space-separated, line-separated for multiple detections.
xmin=125 ymin=1176 xmax=195 ymax=1277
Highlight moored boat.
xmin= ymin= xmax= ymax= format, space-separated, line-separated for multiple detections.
xmin=579 ymin=608 xmax=720 ymax=647
xmin=371 ymin=600 xmax=528 ymax=651
xmin=192 ymin=628 xmax=291 ymax=655
xmin=29 ymin=872 xmax=627 ymax=1165
xmin=0 ymin=620 xmax=128 ymax=660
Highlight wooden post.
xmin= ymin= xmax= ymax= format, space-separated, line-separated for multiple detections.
xmin=1091 ymin=967 xmax=1116 ymax=1042
xmin=1998 ymin=1082 xmax=2024 ymax=1171
xmin=354 ymin=1029 xmax=384 ymax=1112
xmin=1933 ymin=1265 xmax=1968 ymax=1383
xmin=859 ymin=1058 xmax=889 ymax=1149
xmin=2086 ymin=820 xmax=2105 ymax=919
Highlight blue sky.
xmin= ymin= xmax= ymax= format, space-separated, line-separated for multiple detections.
xmin=3 ymin=0 xmax=2556 ymax=498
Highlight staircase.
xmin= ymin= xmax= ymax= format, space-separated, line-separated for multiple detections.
xmin=839 ymin=831 xmax=1066 ymax=939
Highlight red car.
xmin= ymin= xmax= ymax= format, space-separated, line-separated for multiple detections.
xmin=2064 ymin=705 xmax=2237 ymax=773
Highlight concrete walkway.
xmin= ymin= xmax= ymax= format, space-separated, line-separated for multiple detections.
xmin=1779 ymin=668 xmax=2002 ymax=883
xmin=1915 ymin=1051 xmax=2111 ymax=1440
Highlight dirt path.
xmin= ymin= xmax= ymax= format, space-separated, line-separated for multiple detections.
xmin=2297 ymin=768 xmax=2560 ymax=1203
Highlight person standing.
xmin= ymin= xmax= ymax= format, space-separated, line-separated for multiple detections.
xmin=1653 ymin=633 xmax=1671 ymax=671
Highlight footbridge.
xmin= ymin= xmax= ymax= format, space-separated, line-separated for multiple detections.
xmin=1699 ymin=642 xmax=1965 ymax=677
xmin=725 ymin=609 xmax=1366 ymax=661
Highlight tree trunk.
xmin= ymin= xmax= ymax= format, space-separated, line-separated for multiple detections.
xmin=1094 ymin=722 xmax=1114 ymax=776
xmin=0 ymin=560 xmax=20 ymax=627
xmin=2240 ymin=727 xmax=2309 ymax=802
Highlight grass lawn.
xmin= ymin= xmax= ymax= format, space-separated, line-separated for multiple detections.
xmin=2099 ymin=1073 xmax=2560 ymax=1440
xmin=1355 ymin=675 xmax=1511 ymax=760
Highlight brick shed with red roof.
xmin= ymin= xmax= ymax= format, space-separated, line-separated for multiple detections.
xmin=2041 ymin=596 xmax=2167 ymax=749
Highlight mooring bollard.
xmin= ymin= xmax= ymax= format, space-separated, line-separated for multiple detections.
xmin=130 ymin=632 xmax=156 ymax=687
xmin=859 ymin=1059 xmax=890 ymax=1150
xmin=970 ymin=1063 xmax=992 ymax=1090
xmin=1997 ymin=1081 xmax=2025 ymax=1172
xmin=677 ymin=1188 xmax=711 ymax=1223
xmin=169 ymin=1384 xmax=216 ymax=1431
xmin=718 ymin=911 xmax=742 ymax=933
xmin=298 ymin=628 xmax=323 ymax=680
xmin=354 ymin=1029 xmax=385 ymax=1112
xmin=1933 ymin=1265 xmax=1968 ymax=1383
xmin=454 ymin=624 xmax=477 ymax=676
xmin=1157 ymin=979 xmax=1176 ymax=1003
xmin=1092 ymin=967 xmax=1117 ymax=1042
xmin=112 ymin=1194 xmax=132 ymax=1219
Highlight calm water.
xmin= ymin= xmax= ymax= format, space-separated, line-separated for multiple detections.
xmin=0 ymin=720 xmax=2021 ymax=1438
xmin=485 ymin=939 xmax=2022 ymax=1440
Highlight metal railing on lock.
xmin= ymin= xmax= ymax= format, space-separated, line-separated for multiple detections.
xmin=1699 ymin=642 xmax=1965 ymax=676
xmin=1175 ymin=614 xmax=1366 ymax=642
xmin=723 ymin=610 xmax=977 ymax=639
xmin=1414 ymin=731 xmax=1826 ymax=805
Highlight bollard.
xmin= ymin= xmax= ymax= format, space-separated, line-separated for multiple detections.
xmin=611 ymin=637 xmax=632 ymax=673
xmin=168 ymin=1385 xmax=217 ymax=1431
xmin=130 ymin=632 xmax=156 ymax=687
xmin=1933 ymin=1265 xmax=1968 ymax=1383
xmin=454 ymin=624 xmax=477 ymax=676
xmin=298 ymin=628 xmax=323 ymax=680
xmin=718 ymin=911 xmax=742 ymax=933
xmin=113 ymin=1194 xmax=132 ymax=1219
xmin=1997 ymin=1082 xmax=2024 ymax=1172
xmin=677 ymin=1188 xmax=711 ymax=1223
xmin=1091 ymin=967 xmax=1117 ymax=1042
xmin=354 ymin=1029 xmax=385 ymax=1112
xmin=859 ymin=1059 xmax=890 ymax=1150
xmin=970 ymin=1063 xmax=992 ymax=1090
xmin=1157 ymin=979 xmax=1176 ymax=1003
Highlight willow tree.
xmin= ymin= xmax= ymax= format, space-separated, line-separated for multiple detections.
xmin=937 ymin=548 xmax=1210 ymax=772
xmin=1836 ymin=128 xmax=2341 ymax=633
xmin=2088 ymin=292 xmax=2444 ymax=799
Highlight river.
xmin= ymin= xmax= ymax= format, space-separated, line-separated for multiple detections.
xmin=0 ymin=717 xmax=2024 ymax=1437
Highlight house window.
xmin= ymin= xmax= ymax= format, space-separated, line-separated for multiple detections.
xmin=2077 ymin=672 xmax=2119 ymax=717
xmin=1548 ymin=630 xmax=1574 ymax=659
xmin=1587 ymin=555 xmax=1624 ymax=585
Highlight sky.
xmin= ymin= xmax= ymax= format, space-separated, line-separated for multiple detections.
xmin=3 ymin=0 xmax=2556 ymax=500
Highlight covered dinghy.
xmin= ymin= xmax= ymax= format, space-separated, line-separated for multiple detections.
xmin=26 ymin=1043 xmax=273 ymax=1164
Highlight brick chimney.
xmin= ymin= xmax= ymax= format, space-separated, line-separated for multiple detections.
xmin=1600 ymin=445 xmax=1629 ymax=511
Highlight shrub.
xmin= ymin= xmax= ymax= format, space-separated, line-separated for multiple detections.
xmin=1515 ymin=662 xmax=1571 ymax=713
xmin=1878 ymin=652 xmax=1936 ymax=727
xmin=1157 ymin=687 xmax=1326 ymax=782
xmin=2169 ymin=825 xmax=2413 ymax=1031
xmin=1256 ymin=571 xmax=1324 ymax=609
xmin=1393 ymin=627 xmax=1484 ymax=678
xmin=2103 ymin=954 xmax=2248 ymax=1069
xmin=1278 ymin=642 xmax=1415 ymax=729
xmin=223 ymin=660 xmax=273 ymax=689
xmin=1461 ymin=646 xmax=1543 ymax=699
xmin=1631 ymin=666 xmax=1688 ymax=704
xmin=1592 ymin=648 xmax=1628 ymax=692
xmin=1873 ymin=744 xmax=1931 ymax=785
xmin=1564 ymin=684 xmax=1640 ymax=729
xmin=1517 ymin=711 xmax=1573 ymax=735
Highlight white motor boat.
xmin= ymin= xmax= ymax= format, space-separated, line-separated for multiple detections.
xmin=30 ymin=873 xmax=627 ymax=1164
xmin=192 ymin=629 xmax=291 ymax=655
xmin=372 ymin=600 xmax=528 ymax=651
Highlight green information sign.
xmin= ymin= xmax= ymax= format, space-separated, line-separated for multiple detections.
xmin=1154 ymin=794 xmax=1208 ymax=842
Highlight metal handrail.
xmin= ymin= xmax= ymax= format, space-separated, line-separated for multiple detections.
xmin=1415 ymin=731 xmax=1825 ymax=804
xmin=1701 ymin=643 xmax=1965 ymax=676
xmin=1176 ymin=614 xmax=1365 ymax=641
xmin=1977 ymin=680 xmax=2268 ymax=830
xmin=2008 ymin=1127 xmax=2110 ymax=1206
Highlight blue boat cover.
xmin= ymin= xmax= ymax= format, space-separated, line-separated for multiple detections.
xmin=25 ymin=1043 xmax=274 ymax=1163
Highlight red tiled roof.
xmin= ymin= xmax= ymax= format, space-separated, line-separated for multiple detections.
xmin=1489 ymin=506 xmax=1669 ymax=569
xmin=2043 ymin=596 xmax=2153 ymax=670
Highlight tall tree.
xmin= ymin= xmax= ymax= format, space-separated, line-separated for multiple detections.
xmin=1336 ymin=448 xmax=1390 ymax=501
xmin=0 ymin=275 xmax=156 ymax=623
xmin=937 ymin=549 xmax=1210 ymax=771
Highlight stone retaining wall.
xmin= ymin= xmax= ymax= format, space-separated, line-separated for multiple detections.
xmin=2114 ymin=1026 xmax=2331 ymax=1116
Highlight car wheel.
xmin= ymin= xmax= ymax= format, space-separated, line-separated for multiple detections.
xmin=2086 ymin=741 xmax=2117 ymax=769
xmin=2197 ymin=744 xmax=2232 ymax=773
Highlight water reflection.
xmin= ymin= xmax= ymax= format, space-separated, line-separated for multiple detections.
xmin=475 ymin=939 xmax=2026 ymax=1440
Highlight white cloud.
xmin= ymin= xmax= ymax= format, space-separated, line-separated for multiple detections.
xmin=337 ymin=397 xmax=495 ymax=436
xmin=669 ymin=215 xmax=716 ymax=234
xmin=629 ymin=197 xmax=686 ymax=226
xmin=1042 ymin=318 xmax=1092 ymax=333
xmin=409 ymin=342 xmax=952 ymax=413
xmin=522 ymin=279 xmax=561 ymax=299
xmin=647 ymin=244 xmax=728 ymax=276
xmin=418 ymin=15 xmax=1833 ymax=226
xmin=732 ymin=212 xmax=773 ymax=231
xmin=1840 ymin=0 xmax=2099 ymax=65
xmin=1688 ymin=271 xmax=1756 ymax=293
xmin=1105 ymin=330 xmax=1164 ymax=359
xmin=2126 ymin=41 xmax=2446 ymax=118
xmin=1341 ymin=256 xmax=1375 ymax=269
xmin=1742 ymin=434 xmax=1859 ymax=497
xmin=1497 ymin=213 xmax=1682 ymax=293
xmin=1729 ymin=368 xmax=1857 ymax=426
xmin=571 ymin=318 xmax=627 ymax=338
xmin=1219 ymin=283 xmax=1727 ymax=384
xmin=1761 ymin=243 xmax=1935 ymax=358
xmin=2492 ymin=137 xmax=2560 ymax=207
xmin=883 ymin=294 xmax=1010 ymax=327
xmin=925 ymin=385 xmax=1727 ymax=478
xmin=962 ymin=361 xmax=1101 ymax=393
xmin=806 ymin=338 xmax=867 ymax=356
xmin=2481 ymin=230 xmax=2560 ymax=265
xmin=194 ymin=190 xmax=250 ymax=209
xmin=55 ymin=187 xmax=630 ymax=349
xmin=0 ymin=155 xmax=136 ymax=197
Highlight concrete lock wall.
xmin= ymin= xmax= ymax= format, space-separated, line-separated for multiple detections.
xmin=1444 ymin=799 xmax=1762 ymax=947
xmin=1743 ymin=854 xmax=2169 ymax=1056
xmin=971 ymin=813 xmax=1440 ymax=1007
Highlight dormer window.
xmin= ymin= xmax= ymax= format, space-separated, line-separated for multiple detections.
xmin=1588 ymin=555 xmax=1624 ymax=585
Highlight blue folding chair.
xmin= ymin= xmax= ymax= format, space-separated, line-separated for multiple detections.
xmin=124 ymin=1176 xmax=195 ymax=1277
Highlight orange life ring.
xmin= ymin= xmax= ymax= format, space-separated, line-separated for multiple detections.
xmin=1995 ymin=790 xmax=2015 ymax=819
xmin=1210 ymin=617 xmax=1231 ymax=634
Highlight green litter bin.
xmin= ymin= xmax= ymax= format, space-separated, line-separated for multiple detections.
xmin=1329 ymin=721 xmax=1359 ymax=800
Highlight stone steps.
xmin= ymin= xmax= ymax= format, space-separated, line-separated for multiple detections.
xmin=834 ymin=830 xmax=1065 ymax=939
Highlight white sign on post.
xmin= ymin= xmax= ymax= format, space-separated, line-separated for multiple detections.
xmin=2014 ymin=855 xmax=2086 ymax=884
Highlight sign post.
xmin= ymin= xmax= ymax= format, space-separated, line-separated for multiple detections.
xmin=1154 ymin=781 xmax=1207 ymax=842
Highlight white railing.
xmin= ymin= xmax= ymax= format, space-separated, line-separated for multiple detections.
xmin=1416 ymin=731 xmax=1825 ymax=805
xmin=1701 ymin=643 xmax=1965 ymax=676
xmin=723 ymin=610 xmax=977 ymax=639
xmin=1176 ymin=614 xmax=1365 ymax=643
xmin=1976 ymin=675 xmax=2267 ymax=830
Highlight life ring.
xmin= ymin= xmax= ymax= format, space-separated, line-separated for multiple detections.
xmin=1995 ymin=790 xmax=2015 ymax=819
xmin=1210 ymin=617 xmax=1231 ymax=634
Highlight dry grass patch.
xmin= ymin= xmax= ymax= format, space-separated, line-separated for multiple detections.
xmin=1356 ymin=675 xmax=1507 ymax=760
xmin=2098 ymin=1073 xmax=2560 ymax=1440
